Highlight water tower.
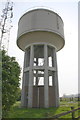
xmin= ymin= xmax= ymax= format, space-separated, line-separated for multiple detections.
xmin=17 ymin=8 xmax=65 ymax=108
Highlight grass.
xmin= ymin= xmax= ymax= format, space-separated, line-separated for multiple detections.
xmin=5 ymin=100 xmax=80 ymax=118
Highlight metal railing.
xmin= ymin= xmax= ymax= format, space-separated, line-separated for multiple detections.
xmin=1 ymin=107 xmax=80 ymax=120
xmin=50 ymin=107 xmax=80 ymax=119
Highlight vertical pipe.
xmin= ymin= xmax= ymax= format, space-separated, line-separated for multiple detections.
xmin=38 ymin=87 xmax=39 ymax=108
xmin=36 ymin=58 xmax=39 ymax=107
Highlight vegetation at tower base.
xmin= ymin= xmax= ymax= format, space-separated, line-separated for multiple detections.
xmin=2 ymin=49 xmax=21 ymax=117
xmin=5 ymin=100 xmax=80 ymax=118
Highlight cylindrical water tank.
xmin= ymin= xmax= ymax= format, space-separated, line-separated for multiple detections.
xmin=17 ymin=8 xmax=65 ymax=51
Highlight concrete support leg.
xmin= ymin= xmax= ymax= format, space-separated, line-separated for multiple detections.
xmin=28 ymin=45 xmax=34 ymax=108
xmin=21 ymin=74 xmax=27 ymax=107
xmin=21 ymin=52 xmax=27 ymax=107
xmin=54 ymin=49 xmax=59 ymax=107
xmin=44 ymin=44 xmax=49 ymax=108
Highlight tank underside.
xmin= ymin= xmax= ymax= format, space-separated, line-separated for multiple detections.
xmin=17 ymin=31 xmax=64 ymax=52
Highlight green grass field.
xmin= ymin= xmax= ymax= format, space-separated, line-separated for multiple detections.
xmin=5 ymin=100 xmax=80 ymax=119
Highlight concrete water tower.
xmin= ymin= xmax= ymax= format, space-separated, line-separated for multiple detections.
xmin=17 ymin=8 xmax=65 ymax=108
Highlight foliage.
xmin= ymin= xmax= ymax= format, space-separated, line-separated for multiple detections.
xmin=2 ymin=50 xmax=21 ymax=117
xmin=16 ymin=87 xmax=21 ymax=101
xmin=6 ymin=101 xmax=79 ymax=118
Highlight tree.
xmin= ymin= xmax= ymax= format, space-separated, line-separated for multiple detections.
xmin=16 ymin=87 xmax=21 ymax=101
xmin=2 ymin=50 xmax=21 ymax=117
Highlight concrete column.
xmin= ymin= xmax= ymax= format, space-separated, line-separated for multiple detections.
xmin=24 ymin=49 xmax=27 ymax=68
xmin=44 ymin=44 xmax=49 ymax=108
xmin=21 ymin=73 xmax=26 ymax=107
xmin=21 ymin=52 xmax=27 ymax=107
xmin=54 ymin=49 xmax=59 ymax=107
xmin=28 ymin=45 xmax=34 ymax=108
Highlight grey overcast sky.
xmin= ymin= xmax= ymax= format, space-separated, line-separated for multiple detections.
xmin=0 ymin=0 xmax=78 ymax=97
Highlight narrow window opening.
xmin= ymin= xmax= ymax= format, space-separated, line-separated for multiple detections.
xmin=48 ymin=71 xmax=55 ymax=86
xmin=49 ymin=76 xmax=53 ymax=86
xmin=34 ymin=45 xmax=44 ymax=66
xmin=25 ymin=47 xmax=30 ymax=67
xmin=48 ymin=46 xmax=54 ymax=67
xmin=33 ymin=70 xmax=44 ymax=86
